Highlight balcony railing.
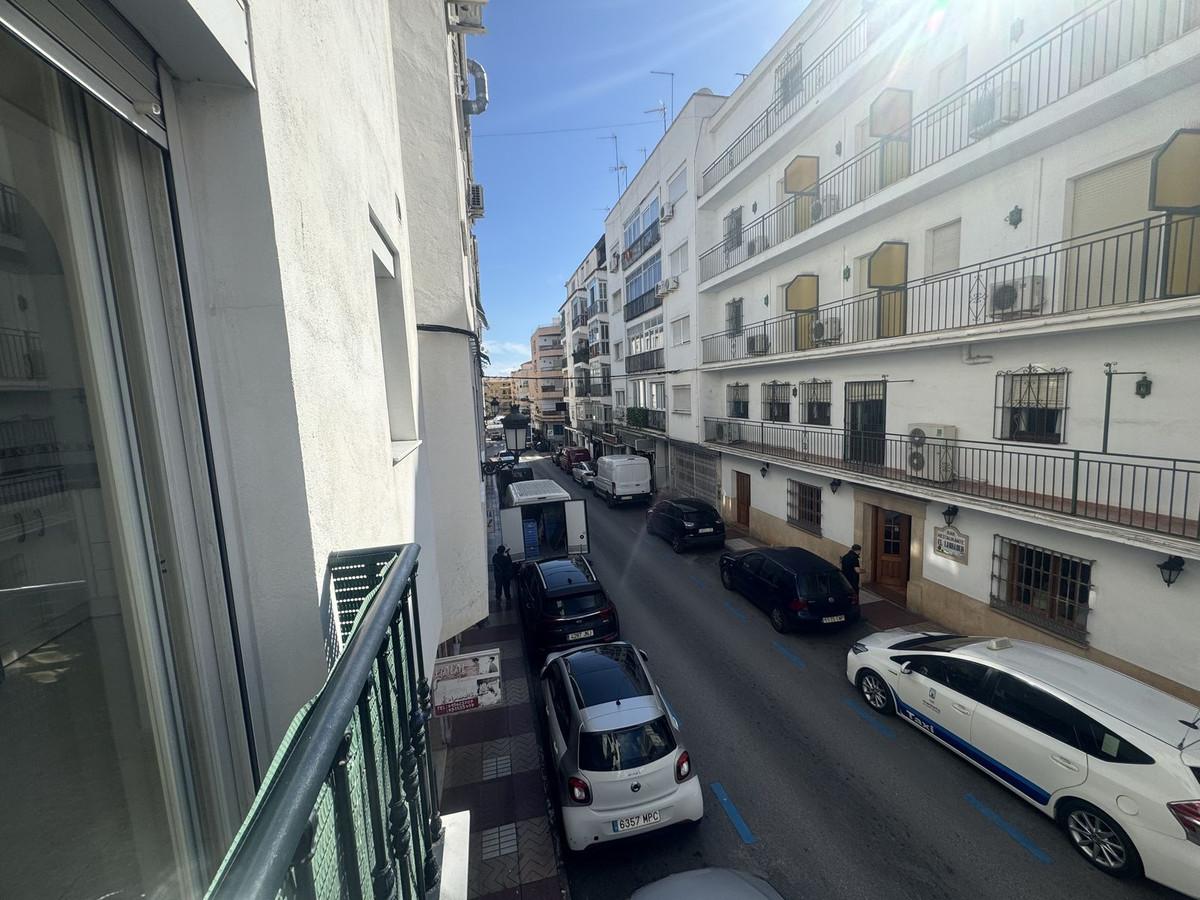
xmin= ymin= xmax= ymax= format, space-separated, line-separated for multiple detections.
xmin=589 ymin=340 xmax=610 ymax=359
xmin=0 ymin=327 xmax=44 ymax=380
xmin=625 ymin=406 xmax=666 ymax=432
xmin=572 ymin=312 xmax=589 ymax=330
xmin=699 ymin=0 xmax=1200 ymax=282
xmin=621 ymin=220 xmax=660 ymax=270
xmin=625 ymin=347 xmax=665 ymax=374
xmin=623 ymin=286 xmax=662 ymax=322
xmin=0 ymin=183 xmax=19 ymax=239
xmin=704 ymin=417 xmax=1200 ymax=541
xmin=701 ymin=13 xmax=870 ymax=194
xmin=574 ymin=377 xmax=591 ymax=396
xmin=572 ymin=345 xmax=590 ymax=364
xmin=701 ymin=213 xmax=1200 ymax=363
xmin=205 ymin=544 xmax=443 ymax=900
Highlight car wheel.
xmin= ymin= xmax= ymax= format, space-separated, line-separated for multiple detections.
xmin=671 ymin=536 xmax=684 ymax=553
xmin=1060 ymin=800 xmax=1142 ymax=879
xmin=857 ymin=669 xmax=895 ymax=716
xmin=769 ymin=606 xmax=790 ymax=634
xmin=720 ymin=566 xmax=734 ymax=590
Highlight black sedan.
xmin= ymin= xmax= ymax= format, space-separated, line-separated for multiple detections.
xmin=646 ymin=497 xmax=726 ymax=552
xmin=718 ymin=547 xmax=859 ymax=632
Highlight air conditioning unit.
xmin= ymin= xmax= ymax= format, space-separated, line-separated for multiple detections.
xmin=609 ymin=249 xmax=620 ymax=271
xmin=635 ymin=438 xmax=656 ymax=452
xmin=811 ymin=317 xmax=842 ymax=344
xmin=447 ymin=0 xmax=487 ymax=34
xmin=989 ymin=275 xmax=1044 ymax=319
xmin=747 ymin=333 xmax=770 ymax=355
xmin=810 ymin=194 xmax=841 ymax=223
xmin=655 ymin=280 xmax=670 ymax=298
xmin=907 ymin=423 xmax=957 ymax=483
xmin=968 ymin=80 xmax=1022 ymax=138
xmin=467 ymin=182 xmax=485 ymax=219
xmin=668 ymin=275 xmax=680 ymax=290
xmin=659 ymin=202 xmax=675 ymax=223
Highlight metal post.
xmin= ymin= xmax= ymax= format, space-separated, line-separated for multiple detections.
xmin=330 ymin=734 xmax=364 ymax=900
xmin=379 ymin=633 xmax=415 ymax=900
xmin=1102 ymin=364 xmax=1113 ymax=453
xmin=1139 ymin=217 xmax=1152 ymax=301
xmin=359 ymin=682 xmax=397 ymax=900
xmin=1070 ymin=450 xmax=1081 ymax=516
xmin=407 ymin=571 xmax=444 ymax=846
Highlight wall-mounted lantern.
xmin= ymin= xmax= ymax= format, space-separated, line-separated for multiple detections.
xmin=1157 ymin=555 xmax=1185 ymax=587
xmin=942 ymin=505 xmax=959 ymax=526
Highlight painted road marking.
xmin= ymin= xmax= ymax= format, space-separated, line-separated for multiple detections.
xmin=689 ymin=574 xmax=707 ymax=588
xmin=723 ymin=601 xmax=748 ymax=622
xmin=710 ymin=782 xmax=757 ymax=844
xmin=771 ymin=640 xmax=806 ymax=670
xmin=841 ymin=697 xmax=896 ymax=739
xmin=965 ymin=793 xmax=1052 ymax=864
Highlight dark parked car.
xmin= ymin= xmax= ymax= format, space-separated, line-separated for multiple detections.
xmin=718 ymin=547 xmax=859 ymax=633
xmin=646 ymin=497 xmax=725 ymax=552
xmin=517 ymin=555 xmax=619 ymax=658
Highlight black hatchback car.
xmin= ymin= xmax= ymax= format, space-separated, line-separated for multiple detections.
xmin=719 ymin=547 xmax=859 ymax=632
xmin=517 ymin=555 xmax=620 ymax=659
xmin=646 ymin=497 xmax=726 ymax=552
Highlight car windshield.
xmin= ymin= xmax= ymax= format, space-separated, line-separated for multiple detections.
xmin=798 ymin=571 xmax=854 ymax=596
xmin=578 ymin=716 xmax=676 ymax=772
xmin=543 ymin=591 xmax=606 ymax=618
xmin=677 ymin=504 xmax=719 ymax=523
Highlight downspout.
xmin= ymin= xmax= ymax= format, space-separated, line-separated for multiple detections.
xmin=462 ymin=59 xmax=489 ymax=117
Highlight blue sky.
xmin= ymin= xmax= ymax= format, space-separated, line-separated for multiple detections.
xmin=472 ymin=0 xmax=805 ymax=375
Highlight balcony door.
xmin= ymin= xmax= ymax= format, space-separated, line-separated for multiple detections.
xmin=844 ymin=380 xmax=886 ymax=466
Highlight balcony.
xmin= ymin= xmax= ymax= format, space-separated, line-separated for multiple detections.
xmin=625 ymin=347 xmax=665 ymax=374
xmin=624 ymin=406 xmax=666 ymax=432
xmin=572 ymin=343 xmax=591 ymax=364
xmin=572 ymin=312 xmax=589 ymax=330
xmin=0 ymin=183 xmax=20 ymax=239
xmin=699 ymin=0 xmax=1200 ymax=283
xmin=205 ymin=545 xmax=446 ymax=899
xmin=701 ymin=13 xmax=870 ymax=194
xmin=621 ymin=220 xmax=660 ymax=270
xmin=701 ymin=213 xmax=1200 ymax=364
xmin=589 ymin=341 xmax=610 ymax=359
xmin=573 ymin=376 xmax=591 ymax=397
xmin=0 ymin=327 xmax=45 ymax=380
xmin=704 ymin=417 xmax=1200 ymax=542
xmin=623 ymin=286 xmax=661 ymax=322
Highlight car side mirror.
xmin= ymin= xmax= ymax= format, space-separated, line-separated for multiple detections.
xmin=899 ymin=661 xmax=912 ymax=675
xmin=637 ymin=648 xmax=649 ymax=662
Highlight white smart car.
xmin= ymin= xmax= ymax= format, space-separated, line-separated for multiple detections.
xmin=540 ymin=642 xmax=703 ymax=851
xmin=847 ymin=630 xmax=1200 ymax=897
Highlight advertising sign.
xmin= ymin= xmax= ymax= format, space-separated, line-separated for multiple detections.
xmin=432 ymin=649 xmax=503 ymax=716
xmin=933 ymin=525 xmax=969 ymax=564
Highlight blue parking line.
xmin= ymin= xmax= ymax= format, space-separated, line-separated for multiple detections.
xmin=723 ymin=600 xmax=748 ymax=622
xmin=965 ymin=793 xmax=1052 ymax=864
xmin=771 ymin=641 xmax=806 ymax=670
xmin=689 ymin=574 xmax=707 ymax=588
xmin=841 ymin=698 xmax=896 ymax=739
xmin=710 ymin=782 xmax=757 ymax=844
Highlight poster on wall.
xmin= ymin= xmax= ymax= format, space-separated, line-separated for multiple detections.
xmin=933 ymin=525 xmax=969 ymax=564
xmin=432 ymin=649 xmax=503 ymax=716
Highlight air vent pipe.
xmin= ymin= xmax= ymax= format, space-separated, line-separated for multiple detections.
xmin=463 ymin=58 xmax=489 ymax=116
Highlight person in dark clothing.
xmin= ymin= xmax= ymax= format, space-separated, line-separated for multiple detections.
xmin=492 ymin=545 xmax=514 ymax=607
xmin=840 ymin=543 xmax=863 ymax=593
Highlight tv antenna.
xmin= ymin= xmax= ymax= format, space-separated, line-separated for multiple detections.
xmin=644 ymin=101 xmax=667 ymax=135
xmin=650 ymin=70 xmax=675 ymax=123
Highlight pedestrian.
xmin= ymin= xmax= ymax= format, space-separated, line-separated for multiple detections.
xmin=492 ymin=544 xmax=513 ymax=607
xmin=841 ymin=543 xmax=863 ymax=593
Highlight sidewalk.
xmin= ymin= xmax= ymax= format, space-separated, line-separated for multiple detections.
xmin=437 ymin=472 xmax=570 ymax=900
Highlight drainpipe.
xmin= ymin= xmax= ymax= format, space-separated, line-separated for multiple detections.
xmin=462 ymin=59 xmax=489 ymax=117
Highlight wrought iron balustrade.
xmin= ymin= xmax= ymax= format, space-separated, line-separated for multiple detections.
xmin=622 ymin=221 xmax=660 ymax=270
xmin=625 ymin=347 xmax=665 ymax=374
xmin=703 ymin=417 xmax=1200 ymax=541
xmin=623 ymin=287 xmax=662 ymax=322
xmin=626 ymin=407 xmax=666 ymax=432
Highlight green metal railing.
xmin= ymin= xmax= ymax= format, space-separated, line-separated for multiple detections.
xmin=205 ymin=544 xmax=442 ymax=900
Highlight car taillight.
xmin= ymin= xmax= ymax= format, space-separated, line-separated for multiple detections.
xmin=568 ymin=776 xmax=592 ymax=805
xmin=850 ymin=592 xmax=860 ymax=606
xmin=1168 ymin=800 xmax=1200 ymax=846
xmin=789 ymin=597 xmax=808 ymax=611
xmin=675 ymin=751 xmax=691 ymax=782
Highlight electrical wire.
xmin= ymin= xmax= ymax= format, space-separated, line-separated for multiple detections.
xmin=474 ymin=120 xmax=663 ymax=138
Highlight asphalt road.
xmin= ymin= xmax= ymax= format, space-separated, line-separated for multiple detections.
xmin=517 ymin=455 xmax=1186 ymax=900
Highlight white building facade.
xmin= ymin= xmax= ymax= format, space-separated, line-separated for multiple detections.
xmin=562 ymin=235 xmax=613 ymax=454
xmin=0 ymin=0 xmax=490 ymax=897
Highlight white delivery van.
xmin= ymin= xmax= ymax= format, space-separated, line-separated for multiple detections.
xmin=501 ymin=479 xmax=590 ymax=561
xmin=593 ymin=454 xmax=653 ymax=507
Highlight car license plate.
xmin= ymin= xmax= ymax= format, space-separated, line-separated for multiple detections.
xmin=698 ymin=527 xmax=714 ymax=534
xmin=621 ymin=496 xmax=631 ymax=501
xmin=612 ymin=810 xmax=661 ymax=833
xmin=822 ymin=615 xmax=845 ymax=624
xmin=568 ymin=629 xmax=594 ymax=641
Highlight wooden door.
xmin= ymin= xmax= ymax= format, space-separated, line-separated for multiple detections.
xmin=735 ymin=471 xmax=751 ymax=526
xmin=873 ymin=509 xmax=911 ymax=599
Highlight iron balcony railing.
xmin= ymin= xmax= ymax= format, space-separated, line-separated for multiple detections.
xmin=572 ymin=312 xmax=589 ymax=330
xmin=205 ymin=544 xmax=443 ymax=900
xmin=701 ymin=13 xmax=871 ymax=194
xmin=623 ymin=286 xmax=662 ymax=322
xmin=704 ymin=417 xmax=1200 ymax=541
xmin=622 ymin=220 xmax=660 ymax=269
xmin=626 ymin=406 xmax=666 ymax=432
xmin=625 ymin=347 xmax=665 ymax=374
xmin=0 ymin=183 xmax=19 ymax=238
xmin=699 ymin=0 xmax=1200 ymax=282
xmin=701 ymin=213 xmax=1200 ymax=364
xmin=0 ymin=327 xmax=44 ymax=380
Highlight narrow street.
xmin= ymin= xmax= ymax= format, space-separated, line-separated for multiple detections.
xmin=520 ymin=456 xmax=1185 ymax=900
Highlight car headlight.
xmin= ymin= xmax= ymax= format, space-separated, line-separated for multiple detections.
xmin=850 ymin=642 xmax=869 ymax=654
xmin=682 ymin=521 xmax=696 ymax=528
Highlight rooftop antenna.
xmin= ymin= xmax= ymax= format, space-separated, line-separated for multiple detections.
xmin=736 ymin=72 xmax=750 ymax=82
xmin=650 ymin=70 xmax=675 ymax=123
xmin=598 ymin=133 xmax=622 ymax=198
xmin=638 ymin=147 xmax=648 ymax=164
xmin=644 ymin=101 xmax=667 ymax=135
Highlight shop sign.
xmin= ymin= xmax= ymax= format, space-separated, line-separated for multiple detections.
xmin=432 ymin=649 xmax=503 ymax=716
xmin=933 ymin=525 xmax=969 ymax=564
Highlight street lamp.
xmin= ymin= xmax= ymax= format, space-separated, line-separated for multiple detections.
xmin=490 ymin=397 xmax=500 ymax=418
xmin=1157 ymin=555 xmax=1185 ymax=587
xmin=942 ymin=505 xmax=959 ymax=526
xmin=501 ymin=403 xmax=530 ymax=462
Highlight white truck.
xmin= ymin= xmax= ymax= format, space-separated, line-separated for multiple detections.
xmin=501 ymin=479 xmax=590 ymax=561
xmin=592 ymin=454 xmax=653 ymax=507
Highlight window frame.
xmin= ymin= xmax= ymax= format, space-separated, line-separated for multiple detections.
xmin=990 ymin=535 xmax=1093 ymax=640
xmin=671 ymin=383 xmax=692 ymax=415
xmin=994 ymin=365 xmax=1070 ymax=444
xmin=725 ymin=298 xmax=743 ymax=335
xmin=761 ymin=380 xmax=791 ymax=423
xmin=786 ymin=479 xmax=822 ymax=534
xmin=797 ymin=378 xmax=832 ymax=425
xmin=670 ymin=314 xmax=690 ymax=346
xmin=727 ymin=382 xmax=749 ymax=419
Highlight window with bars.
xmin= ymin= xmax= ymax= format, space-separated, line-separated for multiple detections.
xmin=762 ymin=381 xmax=792 ymax=422
xmin=723 ymin=206 xmax=743 ymax=252
xmin=991 ymin=536 xmax=1092 ymax=640
xmin=798 ymin=379 xmax=832 ymax=425
xmin=995 ymin=366 xmax=1070 ymax=444
xmin=787 ymin=480 xmax=821 ymax=534
xmin=727 ymin=383 xmax=749 ymax=419
xmin=725 ymin=298 xmax=743 ymax=335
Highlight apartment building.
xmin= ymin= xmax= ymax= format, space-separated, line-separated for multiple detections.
xmin=605 ymin=89 xmax=727 ymax=491
xmin=513 ymin=359 xmax=535 ymax=414
xmin=483 ymin=374 xmax=515 ymax=418
xmin=0 ymin=0 xmax=490 ymax=897
xmin=675 ymin=0 xmax=1200 ymax=702
xmin=561 ymin=235 xmax=613 ymax=455
xmin=530 ymin=323 xmax=566 ymax=439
